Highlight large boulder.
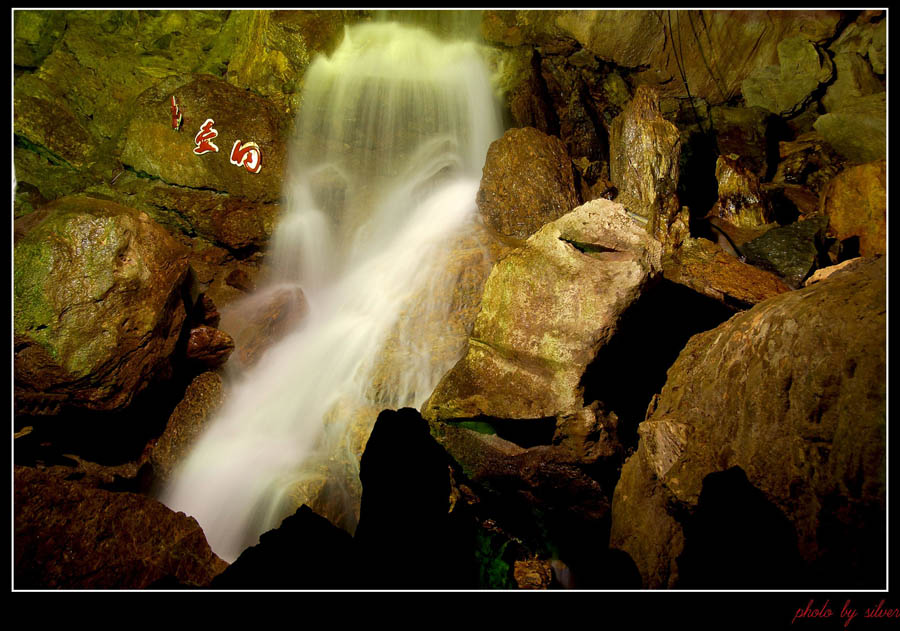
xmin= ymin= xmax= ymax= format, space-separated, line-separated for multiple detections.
xmin=741 ymin=35 xmax=834 ymax=117
xmin=476 ymin=127 xmax=580 ymax=240
xmin=813 ymin=92 xmax=886 ymax=164
xmin=819 ymin=159 xmax=886 ymax=257
xmin=423 ymin=198 xmax=662 ymax=422
xmin=14 ymin=196 xmax=191 ymax=415
xmin=821 ymin=52 xmax=884 ymax=114
xmin=15 ymin=465 xmax=227 ymax=588
xmin=121 ymin=74 xmax=290 ymax=203
xmin=611 ymin=256 xmax=886 ymax=588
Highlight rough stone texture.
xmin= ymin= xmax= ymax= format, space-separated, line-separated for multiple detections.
xmin=609 ymin=85 xmax=682 ymax=246
xmin=13 ymin=10 xmax=67 ymax=68
xmin=149 ymin=371 xmax=225 ymax=487
xmin=422 ymin=198 xmax=662 ymax=422
xmin=813 ymin=92 xmax=886 ymax=165
xmin=218 ymin=10 xmax=352 ymax=116
xmin=538 ymin=54 xmax=607 ymax=168
xmin=742 ymin=36 xmax=834 ymax=117
xmin=819 ymin=160 xmax=886 ymax=257
xmin=140 ymin=185 xmax=280 ymax=252
xmin=14 ymin=73 xmax=97 ymax=170
xmin=485 ymin=11 xmax=841 ymax=105
xmin=829 ymin=12 xmax=885 ymax=75
xmin=772 ymin=131 xmax=845 ymax=196
xmin=14 ymin=196 xmax=191 ymax=415
xmin=476 ymin=127 xmax=580 ymax=240
xmin=514 ymin=559 xmax=553 ymax=589
xmin=14 ymin=465 xmax=228 ymax=588
xmin=121 ymin=73 xmax=289 ymax=203
xmin=803 ymin=257 xmax=866 ymax=287
xmin=185 ymin=325 xmax=235 ymax=369
xmin=663 ymin=237 xmax=792 ymax=309
xmin=708 ymin=154 xmax=774 ymax=229
xmin=611 ymin=256 xmax=886 ymax=589
xmin=821 ymin=52 xmax=884 ymax=114
xmin=741 ymin=216 xmax=828 ymax=289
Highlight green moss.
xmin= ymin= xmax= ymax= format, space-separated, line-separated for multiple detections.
xmin=473 ymin=528 xmax=515 ymax=589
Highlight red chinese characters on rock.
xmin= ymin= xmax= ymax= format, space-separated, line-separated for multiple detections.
xmin=229 ymin=140 xmax=263 ymax=174
xmin=193 ymin=118 xmax=219 ymax=155
xmin=170 ymin=96 xmax=183 ymax=131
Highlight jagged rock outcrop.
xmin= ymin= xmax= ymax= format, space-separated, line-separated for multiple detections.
xmin=611 ymin=256 xmax=886 ymax=589
xmin=423 ymin=198 xmax=662 ymax=422
xmin=476 ymin=127 xmax=580 ymax=239
xmin=708 ymin=154 xmax=774 ymax=229
xmin=15 ymin=465 xmax=228 ymax=589
xmin=819 ymin=159 xmax=886 ymax=257
xmin=821 ymin=52 xmax=884 ymax=114
xmin=609 ymin=85 xmax=685 ymax=246
xmin=216 ymin=10 xmax=355 ymax=116
xmin=14 ymin=196 xmax=191 ymax=415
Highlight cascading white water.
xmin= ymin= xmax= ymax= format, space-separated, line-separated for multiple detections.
xmin=159 ymin=20 xmax=502 ymax=562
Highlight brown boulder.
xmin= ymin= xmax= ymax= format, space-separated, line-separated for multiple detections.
xmin=150 ymin=371 xmax=225 ymax=486
xmin=14 ymin=465 xmax=227 ymax=588
xmin=14 ymin=196 xmax=191 ymax=415
xmin=423 ymin=198 xmax=662 ymax=422
xmin=476 ymin=127 xmax=580 ymax=240
xmin=662 ymin=237 xmax=792 ymax=309
xmin=185 ymin=325 xmax=235 ymax=369
xmin=819 ymin=160 xmax=886 ymax=257
xmin=609 ymin=85 xmax=682 ymax=246
xmin=121 ymin=74 xmax=289 ymax=203
xmin=611 ymin=257 xmax=886 ymax=588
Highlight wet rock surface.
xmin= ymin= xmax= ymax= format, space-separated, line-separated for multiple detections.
xmin=740 ymin=215 xmax=828 ymax=288
xmin=14 ymin=196 xmax=191 ymax=415
xmin=611 ymin=257 xmax=886 ymax=589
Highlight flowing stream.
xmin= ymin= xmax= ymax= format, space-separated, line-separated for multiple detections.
xmin=159 ymin=20 xmax=502 ymax=562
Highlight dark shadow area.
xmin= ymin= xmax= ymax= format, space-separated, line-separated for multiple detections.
xmin=766 ymin=187 xmax=802 ymax=225
xmin=580 ymin=279 xmax=735 ymax=453
xmin=13 ymin=363 xmax=196 ymax=468
xmin=676 ymin=467 xmax=804 ymax=589
xmin=810 ymin=491 xmax=887 ymax=589
xmin=354 ymin=407 xmax=477 ymax=589
xmin=678 ymin=129 xmax=720 ymax=222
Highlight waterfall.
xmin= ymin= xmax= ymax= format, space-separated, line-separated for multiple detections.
xmin=159 ymin=20 xmax=502 ymax=562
